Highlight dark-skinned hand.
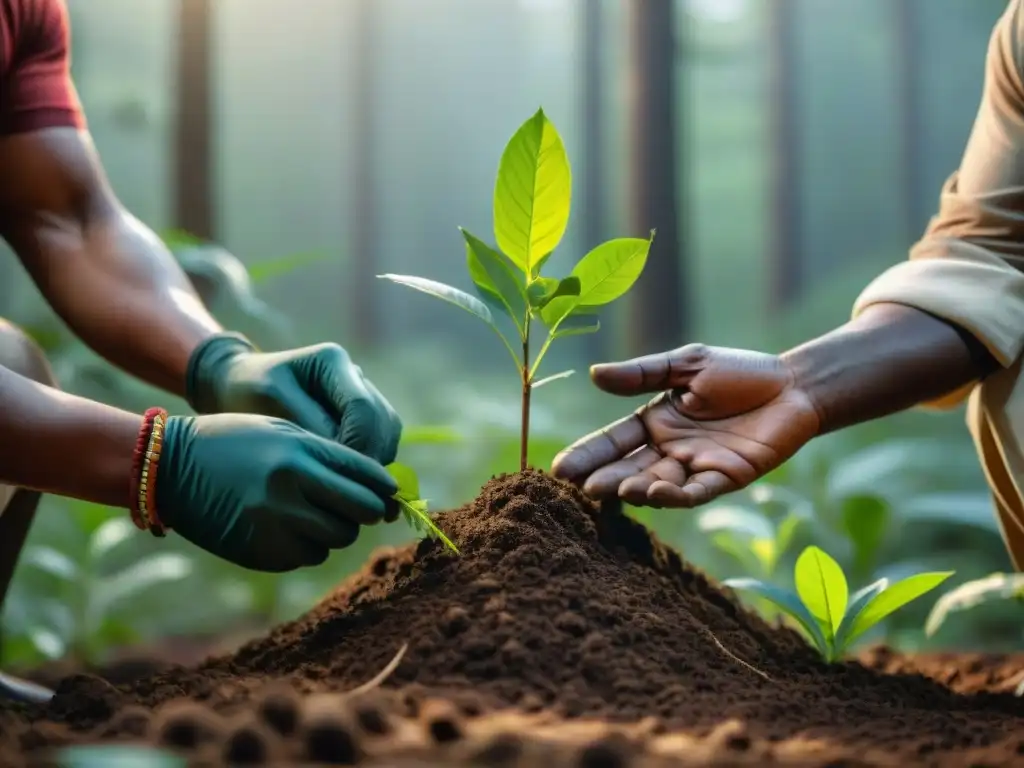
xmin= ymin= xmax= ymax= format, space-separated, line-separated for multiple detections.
xmin=551 ymin=344 xmax=821 ymax=508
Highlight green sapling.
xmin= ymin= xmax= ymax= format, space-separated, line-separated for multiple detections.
xmin=379 ymin=108 xmax=653 ymax=470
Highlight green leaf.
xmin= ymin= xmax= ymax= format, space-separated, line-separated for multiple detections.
xmin=551 ymin=312 xmax=600 ymax=338
xmin=775 ymin=513 xmax=804 ymax=557
xmin=93 ymin=554 xmax=193 ymax=617
xmin=527 ymin=276 xmax=581 ymax=309
xmin=833 ymin=578 xmax=888 ymax=654
xmin=386 ymin=462 xmax=421 ymax=502
xmin=462 ymin=228 xmax=528 ymax=331
xmin=794 ymin=546 xmax=848 ymax=640
xmin=569 ymin=235 xmax=653 ymax=305
xmin=924 ymin=572 xmax=1021 ymax=637
xmin=527 ymin=277 xmax=559 ymax=306
xmin=23 ymin=546 xmax=79 ymax=581
xmin=88 ymin=518 xmax=135 ymax=563
xmin=248 ymin=251 xmax=327 ymax=284
xmin=846 ymin=570 xmax=955 ymax=647
xmin=377 ymin=274 xmax=495 ymax=327
xmin=840 ymin=494 xmax=889 ymax=577
xmin=397 ymin=498 xmax=459 ymax=554
xmin=723 ymin=578 xmax=829 ymax=657
xmin=400 ymin=426 xmax=463 ymax=445
xmin=750 ymin=539 xmax=778 ymax=575
xmin=531 ymin=370 xmax=574 ymax=389
xmin=493 ymin=108 xmax=572 ymax=273
xmin=710 ymin=533 xmax=764 ymax=575
xmin=159 ymin=228 xmax=205 ymax=250
xmin=27 ymin=627 xmax=66 ymax=660
xmin=697 ymin=505 xmax=774 ymax=541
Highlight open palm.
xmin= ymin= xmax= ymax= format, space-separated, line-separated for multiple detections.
xmin=552 ymin=345 xmax=821 ymax=508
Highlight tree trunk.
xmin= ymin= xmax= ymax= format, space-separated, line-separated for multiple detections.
xmin=579 ymin=0 xmax=608 ymax=361
xmin=174 ymin=0 xmax=215 ymax=241
xmin=765 ymin=0 xmax=801 ymax=313
xmin=348 ymin=0 xmax=381 ymax=349
xmin=625 ymin=0 xmax=687 ymax=355
xmin=894 ymin=0 xmax=923 ymax=240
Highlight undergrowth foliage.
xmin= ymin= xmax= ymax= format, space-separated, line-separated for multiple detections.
xmin=726 ymin=545 xmax=952 ymax=662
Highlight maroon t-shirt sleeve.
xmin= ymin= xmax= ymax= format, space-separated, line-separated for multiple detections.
xmin=1 ymin=0 xmax=85 ymax=136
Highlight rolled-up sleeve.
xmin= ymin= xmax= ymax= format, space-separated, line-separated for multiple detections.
xmin=855 ymin=0 xmax=1024 ymax=378
xmin=852 ymin=0 xmax=1024 ymax=569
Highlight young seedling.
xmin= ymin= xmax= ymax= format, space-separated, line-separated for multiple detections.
xmin=724 ymin=545 xmax=952 ymax=662
xmin=379 ymin=108 xmax=653 ymax=470
xmin=387 ymin=462 xmax=458 ymax=554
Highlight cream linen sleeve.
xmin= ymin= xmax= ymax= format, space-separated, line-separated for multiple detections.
xmin=852 ymin=0 xmax=1024 ymax=568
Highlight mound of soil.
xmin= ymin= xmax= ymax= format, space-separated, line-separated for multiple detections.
xmin=2 ymin=471 xmax=1024 ymax=766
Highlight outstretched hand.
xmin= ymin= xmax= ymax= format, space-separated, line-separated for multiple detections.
xmin=551 ymin=344 xmax=821 ymax=508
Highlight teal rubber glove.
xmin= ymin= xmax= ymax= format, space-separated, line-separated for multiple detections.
xmin=185 ymin=333 xmax=402 ymax=465
xmin=157 ymin=413 xmax=398 ymax=572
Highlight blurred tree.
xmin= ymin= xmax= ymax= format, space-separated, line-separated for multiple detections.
xmin=174 ymin=0 xmax=215 ymax=240
xmin=579 ymin=0 xmax=608 ymax=360
xmin=765 ymin=0 xmax=801 ymax=312
xmin=625 ymin=0 xmax=687 ymax=353
xmin=349 ymin=0 xmax=381 ymax=349
xmin=894 ymin=0 xmax=924 ymax=240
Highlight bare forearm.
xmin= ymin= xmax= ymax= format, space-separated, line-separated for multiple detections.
xmin=24 ymin=210 xmax=222 ymax=396
xmin=781 ymin=303 xmax=999 ymax=434
xmin=0 ymin=365 xmax=140 ymax=507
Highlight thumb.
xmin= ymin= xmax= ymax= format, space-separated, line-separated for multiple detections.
xmin=589 ymin=345 xmax=710 ymax=396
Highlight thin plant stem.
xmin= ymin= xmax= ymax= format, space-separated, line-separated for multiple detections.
xmin=528 ymin=332 xmax=557 ymax=380
xmin=520 ymin=319 xmax=531 ymax=471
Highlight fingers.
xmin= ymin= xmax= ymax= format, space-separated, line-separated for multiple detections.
xmin=551 ymin=413 xmax=648 ymax=483
xmin=617 ymin=456 xmax=688 ymax=506
xmin=295 ymin=461 xmax=388 ymax=525
xmin=580 ymin=446 xmax=661 ymax=498
xmin=304 ymin=346 xmax=396 ymax=462
xmin=617 ymin=467 xmax=739 ymax=509
xmin=589 ymin=344 xmax=710 ymax=396
xmin=301 ymin=436 xmax=398 ymax=500
xmin=359 ymin=378 xmax=403 ymax=465
xmin=282 ymin=501 xmax=362 ymax=548
xmin=274 ymin=389 xmax=339 ymax=442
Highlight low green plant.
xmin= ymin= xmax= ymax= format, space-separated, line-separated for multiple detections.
xmin=9 ymin=506 xmax=193 ymax=665
xmin=725 ymin=545 xmax=953 ymax=662
xmin=379 ymin=108 xmax=653 ymax=470
xmin=386 ymin=463 xmax=458 ymax=553
xmin=696 ymin=492 xmax=808 ymax=579
xmin=924 ymin=572 xmax=1024 ymax=639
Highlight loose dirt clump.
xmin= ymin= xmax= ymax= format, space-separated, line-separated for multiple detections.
xmin=3 ymin=470 xmax=1024 ymax=765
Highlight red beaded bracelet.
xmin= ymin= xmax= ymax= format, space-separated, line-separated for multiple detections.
xmin=129 ymin=407 xmax=169 ymax=537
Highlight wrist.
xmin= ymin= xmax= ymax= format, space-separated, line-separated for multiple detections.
xmin=128 ymin=408 xmax=170 ymax=536
xmin=184 ymin=332 xmax=257 ymax=414
xmin=780 ymin=303 xmax=995 ymax=434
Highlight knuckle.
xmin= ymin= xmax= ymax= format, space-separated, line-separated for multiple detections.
xmin=317 ymin=343 xmax=350 ymax=366
xmin=677 ymin=343 xmax=709 ymax=364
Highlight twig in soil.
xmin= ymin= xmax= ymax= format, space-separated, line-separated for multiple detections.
xmin=699 ymin=625 xmax=773 ymax=682
xmin=344 ymin=643 xmax=409 ymax=698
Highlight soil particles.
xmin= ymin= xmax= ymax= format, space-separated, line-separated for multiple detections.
xmin=2 ymin=470 xmax=1024 ymax=766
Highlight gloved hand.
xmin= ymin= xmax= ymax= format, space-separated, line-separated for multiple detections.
xmin=186 ymin=333 xmax=402 ymax=465
xmin=157 ymin=413 xmax=398 ymax=572
xmin=552 ymin=344 xmax=821 ymax=508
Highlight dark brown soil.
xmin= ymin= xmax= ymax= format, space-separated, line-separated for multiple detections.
xmin=2 ymin=471 xmax=1024 ymax=766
